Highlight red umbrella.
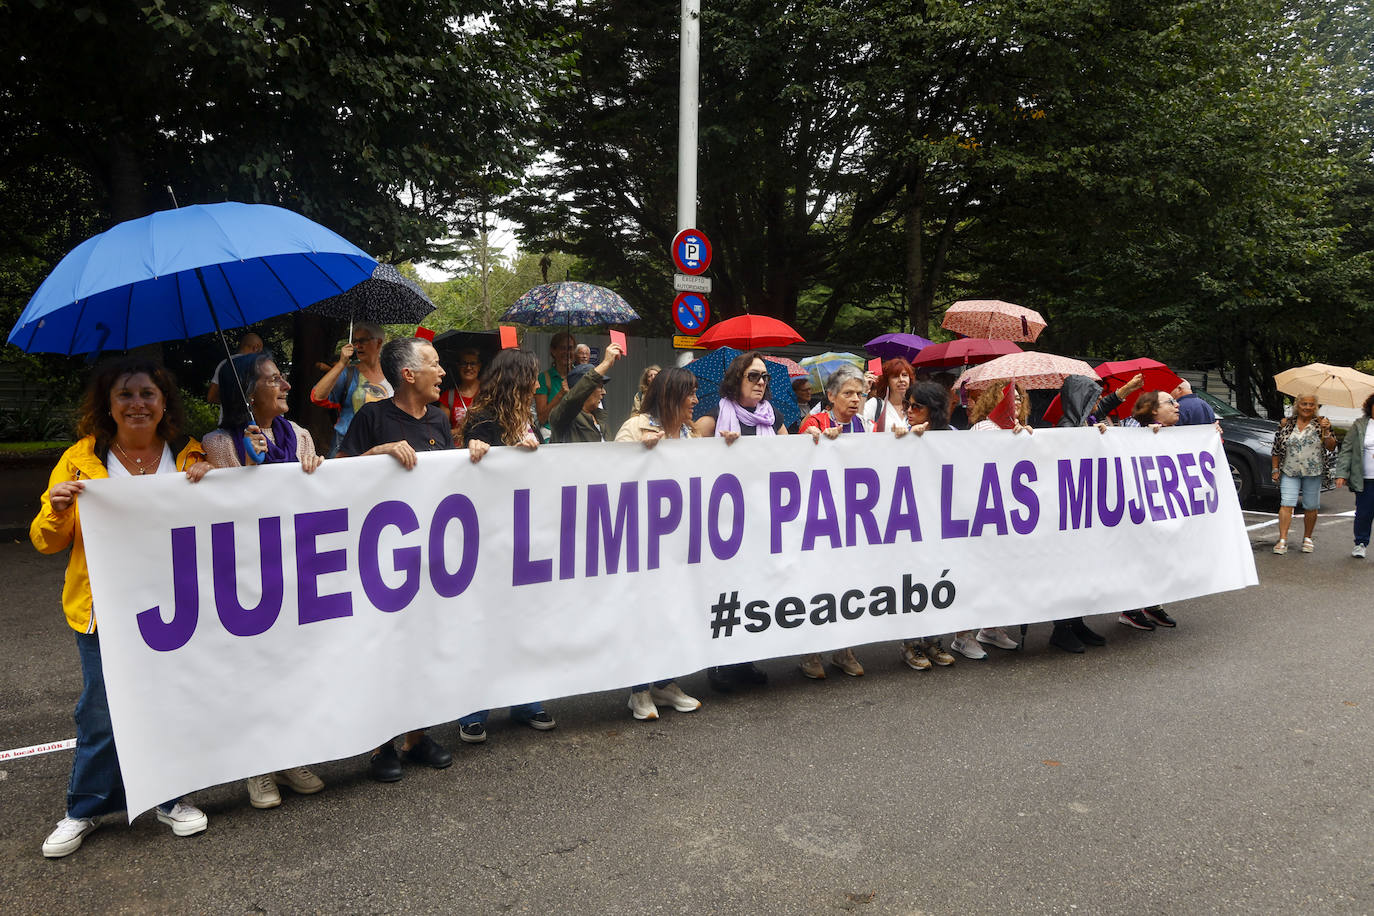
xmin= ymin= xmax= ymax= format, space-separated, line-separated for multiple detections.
xmin=1096 ymin=358 xmax=1183 ymax=419
xmin=942 ymin=299 xmax=1046 ymax=342
xmin=695 ymin=314 xmax=804 ymax=350
xmin=910 ymin=338 xmax=1023 ymax=370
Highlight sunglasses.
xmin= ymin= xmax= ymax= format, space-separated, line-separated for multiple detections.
xmin=352 ymin=336 xmax=375 ymax=345
xmin=745 ymin=370 xmax=770 ymax=384
xmin=459 ymin=362 xmax=481 ymax=369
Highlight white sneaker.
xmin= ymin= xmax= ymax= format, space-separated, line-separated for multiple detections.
xmin=649 ymin=682 xmax=701 ymax=712
xmin=245 ymin=773 xmax=281 ymax=809
xmin=42 ymin=816 xmax=98 ymax=858
xmin=156 ymin=800 xmax=208 ymax=837
xmin=628 ymin=690 xmax=658 ymax=720
xmin=976 ymin=627 xmax=1019 ymax=650
xmin=275 ymin=766 xmax=325 ymax=795
xmin=950 ymin=636 xmax=987 ymax=660
xmin=1354 ymin=544 xmax=1367 ymax=559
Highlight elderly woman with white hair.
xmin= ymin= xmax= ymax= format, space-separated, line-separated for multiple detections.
xmin=794 ymin=363 xmax=873 ymax=679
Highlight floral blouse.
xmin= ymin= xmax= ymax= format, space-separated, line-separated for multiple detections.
xmin=1272 ymin=416 xmax=1333 ymax=479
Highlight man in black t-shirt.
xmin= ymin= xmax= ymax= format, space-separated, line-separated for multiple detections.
xmin=337 ymin=337 xmax=455 ymax=782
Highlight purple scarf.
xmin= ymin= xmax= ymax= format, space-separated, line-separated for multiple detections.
xmin=230 ymin=415 xmax=300 ymax=466
xmin=716 ymin=398 xmax=777 ymax=437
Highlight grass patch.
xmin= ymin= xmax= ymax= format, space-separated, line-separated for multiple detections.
xmin=0 ymin=441 xmax=73 ymax=454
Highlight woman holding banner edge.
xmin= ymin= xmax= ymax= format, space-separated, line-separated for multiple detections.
xmin=614 ymin=367 xmax=707 ymax=720
xmin=30 ymin=357 xmax=212 ymax=858
xmin=202 ymin=352 xmax=328 ymax=809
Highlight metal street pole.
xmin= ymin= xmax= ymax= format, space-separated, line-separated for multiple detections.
xmin=677 ymin=0 xmax=700 ymax=233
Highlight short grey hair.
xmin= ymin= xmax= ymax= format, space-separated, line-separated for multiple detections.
xmin=824 ymin=364 xmax=866 ymax=397
xmin=380 ymin=337 xmax=429 ymax=390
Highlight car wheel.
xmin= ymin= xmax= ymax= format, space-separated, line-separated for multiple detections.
xmin=1228 ymin=451 xmax=1254 ymax=504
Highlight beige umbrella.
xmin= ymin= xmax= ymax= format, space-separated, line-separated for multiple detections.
xmin=1273 ymin=363 xmax=1374 ymax=408
xmin=942 ymin=299 xmax=1046 ymax=342
xmin=956 ymin=351 xmax=1095 ymax=393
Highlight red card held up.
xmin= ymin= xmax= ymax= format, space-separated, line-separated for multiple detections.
xmin=867 ymin=358 xmax=882 ymax=376
xmin=987 ymin=381 xmax=1018 ymax=429
xmin=414 ymin=326 xmax=435 ymax=341
xmin=499 ymin=326 xmax=518 ymax=349
xmin=609 ymin=329 xmax=627 ymax=354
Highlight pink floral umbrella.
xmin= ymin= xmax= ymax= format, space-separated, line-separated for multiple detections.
xmin=942 ymin=299 xmax=1046 ymax=342
xmin=956 ymin=351 xmax=1095 ymax=393
xmin=767 ymin=355 xmax=808 ymax=379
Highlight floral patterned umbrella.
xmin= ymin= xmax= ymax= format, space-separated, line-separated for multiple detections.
xmin=501 ymin=281 xmax=640 ymax=327
xmin=942 ymin=299 xmax=1046 ymax=342
xmin=956 ymin=352 xmax=1095 ymax=393
xmin=798 ymin=351 xmax=866 ymax=391
xmin=767 ymin=355 xmax=809 ymax=379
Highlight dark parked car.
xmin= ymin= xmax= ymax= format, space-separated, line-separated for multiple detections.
xmin=1196 ymin=391 xmax=1280 ymax=505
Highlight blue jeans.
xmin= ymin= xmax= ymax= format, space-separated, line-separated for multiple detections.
xmin=1354 ymin=485 xmax=1374 ymax=546
xmin=459 ymin=703 xmax=545 ymax=727
xmin=67 ymin=631 xmax=125 ymax=819
xmin=68 ymin=632 xmax=177 ymax=819
xmin=631 ymin=680 xmax=673 ymax=693
xmin=1279 ymin=474 xmax=1321 ymax=510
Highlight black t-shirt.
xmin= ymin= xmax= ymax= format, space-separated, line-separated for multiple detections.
xmin=339 ymin=399 xmax=453 ymax=456
xmin=462 ymin=407 xmax=545 ymax=447
xmin=705 ymin=404 xmax=785 ymax=436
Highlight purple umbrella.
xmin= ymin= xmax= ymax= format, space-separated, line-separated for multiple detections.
xmin=865 ymin=332 xmax=933 ymax=363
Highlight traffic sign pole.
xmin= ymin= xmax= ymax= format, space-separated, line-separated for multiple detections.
xmin=677 ymin=0 xmax=700 ymax=234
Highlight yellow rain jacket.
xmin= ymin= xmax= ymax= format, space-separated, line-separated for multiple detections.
xmin=30 ymin=435 xmax=205 ymax=633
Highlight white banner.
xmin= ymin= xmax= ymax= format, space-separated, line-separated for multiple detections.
xmin=79 ymin=426 xmax=1256 ymax=816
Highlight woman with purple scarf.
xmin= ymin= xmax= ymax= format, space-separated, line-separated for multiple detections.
xmin=201 ymin=352 xmax=327 ymax=809
xmin=694 ymin=350 xmax=790 ymax=441
xmin=694 ymin=351 xmax=787 ymax=691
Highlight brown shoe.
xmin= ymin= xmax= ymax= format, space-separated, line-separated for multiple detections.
xmin=831 ymin=648 xmax=865 ymax=677
xmin=901 ymin=642 xmax=932 ymax=671
xmin=924 ymin=640 xmax=956 ymax=666
xmin=799 ymin=654 xmax=827 ymax=679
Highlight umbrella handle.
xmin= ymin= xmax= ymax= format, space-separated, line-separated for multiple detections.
xmin=242 ymin=432 xmax=267 ymax=463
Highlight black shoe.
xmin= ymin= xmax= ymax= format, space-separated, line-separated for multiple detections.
xmin=517 ymin=711 xmax=556 ymax=731
xmin=369 ymin=742 xmax=403 ymax=782
xmin=1049 ymin=623 xmax=1086 ymax=653
xmin=706 ymin=667 xmax=734 ymax=694
xmin=1142 ymin=605 xmax=1177 ymax=628
xmin=1069 ymin=618 xmax=1106 ymax=646
xmin=731 ymin=662 xmax=769 ymax=685
xmin=401 ymin=734 xmax=453 ymax=769
xmin=458 ymin=722 xmax=488 ymax=744
xmin=1118 ymin=610 xmax=1156 ymax=631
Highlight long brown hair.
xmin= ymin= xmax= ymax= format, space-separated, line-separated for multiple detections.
xmin=460 ymin=349 xmax=539 ymax=446
xmin=641 ymin=367 xmax=698 ymax=430
xmin=77 ymin=357 xmax=187 ymax=454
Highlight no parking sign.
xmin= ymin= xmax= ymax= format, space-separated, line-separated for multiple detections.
xmin=673 ymin=292 xmax=710 ymax=335
xmin=671 ymin=228 xmax=712 ymax=275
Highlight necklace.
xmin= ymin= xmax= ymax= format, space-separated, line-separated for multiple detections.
xmin=115 ymin=441 xmax=163 ymax=475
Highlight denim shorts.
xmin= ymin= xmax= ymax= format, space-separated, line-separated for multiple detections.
xmin=1279 ymin=473 xmax=1321 ymax=510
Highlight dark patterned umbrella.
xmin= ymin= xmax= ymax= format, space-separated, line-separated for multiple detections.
xmin=306 ymin=263 xmax=435 ymax=325
xmin=501 ymin=281 xmax=639 ymax=327
xmin=685 ymin=346 xmax=802 ymax=428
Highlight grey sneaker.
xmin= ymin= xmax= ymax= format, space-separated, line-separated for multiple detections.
xmin=245 ymin=773 xmax=281 ymax=809
xmin=1353 ymin=544 xmax=1366 ymax=559
xmin=628 ymin=690 xmax=658 ymax=720
xmin=275 ymin=766 xmax=324 ymax=795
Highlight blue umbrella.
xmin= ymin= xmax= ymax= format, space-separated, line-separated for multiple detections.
xmin=9 ymin=202 xmax=376 ymax=355
xmin=686 ymin=347 xmax=801 ymax=428
xmin=798 ymin=351 xmax=866 ymax=391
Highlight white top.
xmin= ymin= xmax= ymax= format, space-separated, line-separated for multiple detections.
xmin=1363 ymin=422 xmax=1374 ymax=478
xmin=106 ymin=443 xmax=176 ymax=478
xmin=862 ymin=397 xmax=908 ymax=432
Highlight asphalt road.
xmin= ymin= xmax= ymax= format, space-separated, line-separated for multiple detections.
xmin=0 ymin=492 xmax=1369 ymax=915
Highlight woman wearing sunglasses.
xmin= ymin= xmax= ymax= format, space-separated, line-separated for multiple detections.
xmin=310 ymin=321 xmax=392 ymax=456
xmin=693 ymin=351 xmax=786 ymax=690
